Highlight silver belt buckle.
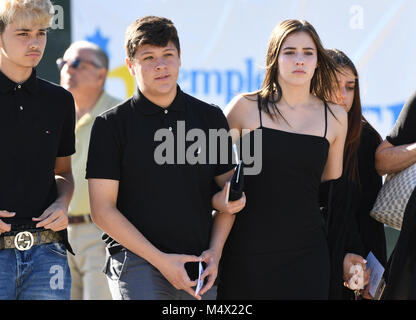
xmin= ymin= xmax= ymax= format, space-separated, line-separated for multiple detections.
xmin=14 ymin=231 xmax=34 ymax=251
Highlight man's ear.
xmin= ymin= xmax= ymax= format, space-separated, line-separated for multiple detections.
xmin=125 ymin=57 xmax=135 ymax=76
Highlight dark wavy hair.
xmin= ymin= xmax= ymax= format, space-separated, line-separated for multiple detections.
xmin=327 ymin=49 xmax=381 ymax=183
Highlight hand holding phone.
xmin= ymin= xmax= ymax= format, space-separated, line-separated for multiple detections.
xmin=195 ymin=261 xmax=204 ymax=296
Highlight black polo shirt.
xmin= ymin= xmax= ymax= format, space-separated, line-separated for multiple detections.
xmin=86 ymin=86 xmax=234 ymax=262
xmin=0 ymin=68 xmax=76 ymax=225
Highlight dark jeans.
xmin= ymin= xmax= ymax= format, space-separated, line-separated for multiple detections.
xmin=105 ymin=249 xmax=216 ymax=300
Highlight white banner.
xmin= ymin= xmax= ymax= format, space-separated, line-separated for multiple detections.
xmin=71 ymin=0 xmax=416 ymax=138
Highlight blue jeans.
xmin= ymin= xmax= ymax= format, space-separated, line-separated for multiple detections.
xmin=0 ymin=242 xmax=71 ymax=300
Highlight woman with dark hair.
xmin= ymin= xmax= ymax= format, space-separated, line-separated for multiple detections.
xmin=320 ymin=49 xmax=387 ymax=300
xmin=216 ymin=20 xmax=364 ymax=299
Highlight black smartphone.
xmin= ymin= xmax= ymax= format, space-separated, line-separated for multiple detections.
xmin=228 ymin=160 xmax=244 ymax=201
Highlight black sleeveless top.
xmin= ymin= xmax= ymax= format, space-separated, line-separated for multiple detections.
xmin=218 ymin=97 xmax=331 ymax=300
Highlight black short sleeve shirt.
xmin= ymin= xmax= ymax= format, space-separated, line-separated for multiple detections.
xmin=86 ymin=86 xmax=234 ymax=259
xmin=0 ymin=69 xmax=76 ymax=224
xmin=386 ymin=90 xmax=416 ymax=146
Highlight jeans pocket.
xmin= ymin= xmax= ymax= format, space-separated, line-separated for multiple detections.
xmin=108 ymin=250 xmax=129 ymax=281
xmin=45 ymin=242 xmax=68 ymax=257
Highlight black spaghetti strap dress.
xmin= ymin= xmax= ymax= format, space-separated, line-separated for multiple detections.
xmin=217 ymin=97 xmax=331 ymax=300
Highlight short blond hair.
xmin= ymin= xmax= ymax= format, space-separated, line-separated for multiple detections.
xmin=0 ymin=0 xmax=54 ymax=34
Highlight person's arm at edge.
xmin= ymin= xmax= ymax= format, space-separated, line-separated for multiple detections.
xmin=375 ymin=140 xmax=416 ymax=176
xmin=376 ymin=91 xmax=416 ymax=175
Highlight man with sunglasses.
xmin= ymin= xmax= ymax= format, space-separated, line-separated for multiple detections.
xmin=58 ymin=41 xmax=119 ymax=300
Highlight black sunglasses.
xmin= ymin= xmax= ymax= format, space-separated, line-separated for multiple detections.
xmin=56 ymin=57 xmax=102 ymax=71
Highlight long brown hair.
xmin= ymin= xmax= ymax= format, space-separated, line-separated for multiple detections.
xmin=254 ymin=19 xmax=340 ymax=122
xmin=326 ymin=49 xmax=381 ymax=183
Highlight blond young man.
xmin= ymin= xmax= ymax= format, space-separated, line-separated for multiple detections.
xmin=58 ymin=41 xmax=119 ymax=300
xmin=86 ymin=16 xmax=245 ymax=300
xmin=0 ymin=0 xmax=75 ymax=299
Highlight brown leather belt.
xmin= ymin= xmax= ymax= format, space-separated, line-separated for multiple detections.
xmin=68 ymin=214 xmax=92 ymax=224
xmin=0 ymin=229 xmax=62 ymax=251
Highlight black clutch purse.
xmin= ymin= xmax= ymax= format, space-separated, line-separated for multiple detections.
xmin=228 ymin=160 xmax=244 ymax=201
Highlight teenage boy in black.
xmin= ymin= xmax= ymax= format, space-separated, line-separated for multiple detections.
xmin=0 ymin=0 xmax=75 ymax=300
xmin=86 ymin=16 xmax=245 ymax=300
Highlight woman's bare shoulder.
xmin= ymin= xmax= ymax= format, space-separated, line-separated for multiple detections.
xmin=224 ymin=93 xmax=257 ymax=114
xmin=327 ymin=102 xmax=347 ymax=123
xmin=224 ymin=93 xmax=259 ymax=128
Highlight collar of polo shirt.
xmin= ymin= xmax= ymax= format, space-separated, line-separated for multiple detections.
xmin=0 ymin=68 xmax=39 ymax=94
xmin=131 ymin=85 xmax=185 ymax=115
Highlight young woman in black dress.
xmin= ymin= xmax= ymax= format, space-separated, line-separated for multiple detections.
xmin=216 ymin=20 xmax=365 ymax=299
xmin=320 ymin=49 xmax=386 ymax=300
